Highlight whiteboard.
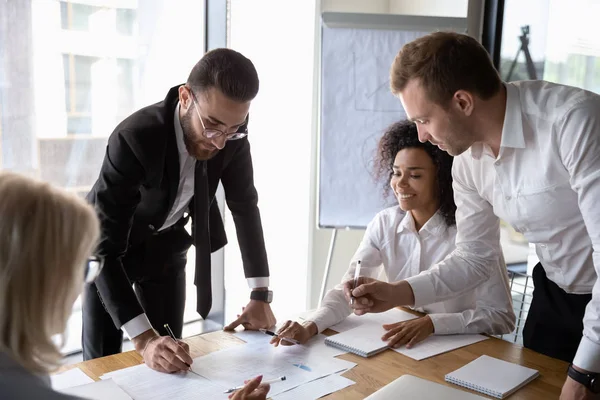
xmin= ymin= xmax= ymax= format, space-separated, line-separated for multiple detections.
xmin=318 ymin=13 xmax=467 ymax=228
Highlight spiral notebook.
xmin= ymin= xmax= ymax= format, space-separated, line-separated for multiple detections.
xmin=324 ymin=324 xmax=389 ymax=357
xmin=365 ymin=375 xmax=487 ymax=399
xmin=445 ymin=355 xmax=539 ymax=399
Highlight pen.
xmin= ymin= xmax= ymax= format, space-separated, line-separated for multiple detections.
xmin=350 ymin=259 xmax=361 ymax=305
xmin=259 ymin=328 xmax=301 ymax=345
xmin=223 ymin=376 xmax=287 ymax=394
xmin=164 ymin=324 xmax=201 ymax=376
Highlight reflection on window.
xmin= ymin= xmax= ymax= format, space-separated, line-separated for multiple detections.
xmin=60 ymin=1 xmax=135 ymax=36
xmin=500 ymin=0 xmax=600 ymax=94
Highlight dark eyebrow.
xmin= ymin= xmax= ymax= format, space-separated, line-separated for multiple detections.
xmin=207 ymin=115 xmax=247 ymax=127
xmin=393 ymin=165 xmax=425 ymax=170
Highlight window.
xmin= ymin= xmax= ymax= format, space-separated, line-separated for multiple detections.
xmin=63 ymin=54 xmax=97 ymax=135
xmin=60 ymin=1 xmax=101 ymax=32
xmin=499 ymin=0 xmax=600 ymax=94
xmin=1 ymin=0 xmax=207 ymax=356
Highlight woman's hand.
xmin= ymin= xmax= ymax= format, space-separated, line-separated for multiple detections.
xmin=270 ymin=320 xmax=318 ymax=347
xmin=229 ymin=375 xmax=270 ymax=400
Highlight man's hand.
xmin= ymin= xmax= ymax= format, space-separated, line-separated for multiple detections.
xmin=560 ymin=367 xmax=600 ymax=400
xmin=229 ymin=375 xmax=270 ymax=400
xmin=224 ymin=300 xmax=276 ymax=331
xmin=344 ymin=277 xmax=414 ymax=315
xmin=132 ymin=329 xmax=193 ymax=373
xmin=381 ymin=316 xmax=434 ymax=348
xmin=271 ymin=321 xmax=318 ymax=347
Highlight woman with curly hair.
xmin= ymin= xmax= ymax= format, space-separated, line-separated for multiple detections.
xmin=273 ymin=120 xmax=515 ymax=349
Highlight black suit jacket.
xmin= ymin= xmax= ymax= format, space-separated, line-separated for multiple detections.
xmin=86 ymin=85 xmax=269 ymax=329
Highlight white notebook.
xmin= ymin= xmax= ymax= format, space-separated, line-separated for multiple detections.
xmin=324 ymin=324 xmax=389 ymax=357
xmin=445 ymin=355 xmax=540 ymax=398
xmin=365 ymin=375 xmax=487 ymax=399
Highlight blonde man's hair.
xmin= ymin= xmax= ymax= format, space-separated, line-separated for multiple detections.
xmin=0 ymin=172 xmax=99 ymax=373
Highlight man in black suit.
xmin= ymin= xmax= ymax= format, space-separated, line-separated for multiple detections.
xmin=83 ymin=48 xmax=276 ymax=373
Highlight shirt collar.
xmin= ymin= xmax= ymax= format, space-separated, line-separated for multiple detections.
xmin=397 ymin=209 xmax=446 ymax=237
xmin=174 ymin=102 xmax=188 ymax=155
xmin=499 ymin=83 xmax=526 ymax=150
xmin=469 ymin=83 xmax=525 ymax=160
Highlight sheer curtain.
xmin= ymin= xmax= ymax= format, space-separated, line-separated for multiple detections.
xmin=224 ymin=0 xmax=317 ymax=323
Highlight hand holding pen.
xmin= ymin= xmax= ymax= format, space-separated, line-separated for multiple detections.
xmin=349 ymin=260 xmax=362 ymax=305
xmin=163 ymin=324 xmax=202 ymax=376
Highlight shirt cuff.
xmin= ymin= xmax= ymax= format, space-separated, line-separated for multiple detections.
xmin=247 ymin=277 xmax=269 ymax=289
xmin=428 ymin=313 xmax=466 ymax=335
xmin=306 ymin=308 xmax=338 ymax=333
xmin=405 ymin=274 xmax=437 ymax=308
xmin=121 ymin=314 xmax=153 ymax=340
xmin=573 ymin=335 xmax=600 ymax=372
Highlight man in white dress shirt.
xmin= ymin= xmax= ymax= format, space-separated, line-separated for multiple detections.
xmin=349 ymin=32 xmax=600 ymax=399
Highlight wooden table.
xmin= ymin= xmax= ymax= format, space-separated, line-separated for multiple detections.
xmin=67 ymin=329 xmax=567 ymax=399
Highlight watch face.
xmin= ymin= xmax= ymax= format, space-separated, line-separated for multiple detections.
xmin=591 ymin=377 xmax=600 ymax=393
xmin=266 ymin=291 xmax=273 ymax=303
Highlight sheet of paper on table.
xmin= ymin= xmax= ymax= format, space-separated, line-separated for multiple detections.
xmin=271 ymin=373 xmax=356 ymax=400
xmin=191 ymin=341 xmax=356 ymax=397
xmin=59 ymin=379 xmax=133 ymax=400
xmin=393 ymin=334 xmax=489 ymax=361
xmin=330 ymin=308 xmax=417 ymax=333
xmin=102 ymin=364 xmax=227 ymax=400
xmin=50 ymin=367 xmax=94 ymax=390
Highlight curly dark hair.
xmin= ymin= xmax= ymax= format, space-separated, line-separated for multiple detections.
xmin=375 ymin=120 xmax=456 ymax=226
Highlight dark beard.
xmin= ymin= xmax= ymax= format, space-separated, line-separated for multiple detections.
xmin=180 ymin=108 xmax=218 ymax=160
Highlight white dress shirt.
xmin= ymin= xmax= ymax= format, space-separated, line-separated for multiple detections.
xmin=122 ymin=103 xmax=269 ymax=339
xmin=308 ymin=206 xmax=515 ymax=335
xmin=405 ymin=81 xmax=600 ymax=372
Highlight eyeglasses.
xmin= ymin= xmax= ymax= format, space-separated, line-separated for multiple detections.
xmin=84 ymin=256 xmax=104 ymax=283
xmin=188 ymin=88 xmax=248 ymax=141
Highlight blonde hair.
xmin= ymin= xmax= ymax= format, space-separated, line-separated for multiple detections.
xmin=0 ymin=172 xmax=99 ymax=374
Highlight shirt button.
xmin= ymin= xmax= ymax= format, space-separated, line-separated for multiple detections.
xmin=495 ymin=161 xmax=501 ymax=166
xmin=148 ymin=224 xmax=155 ymax=231
xmin=505 ymin=195 xmax=511 ymax=200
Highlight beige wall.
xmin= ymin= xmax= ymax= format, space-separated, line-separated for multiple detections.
xmin=308 ymin=0 xmax=471 ymax=309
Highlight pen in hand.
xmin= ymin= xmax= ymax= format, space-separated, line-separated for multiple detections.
xmin=164 ymin=324 xmax=200 ymax=376
xmin=224 ymin=376 xmax=286 ymax=394
xmin=259 ymin=328 xmax=301 ymax=345
xmin=350 ymin=260 xmax=361 ymax=305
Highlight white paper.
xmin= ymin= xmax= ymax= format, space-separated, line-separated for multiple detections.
xmin=330 ymin=308 xmax=417 ymax=333
xmin=393 ymin=334 xmax=489 ymax=361
xmin=365 ymin=375 xmax=487 ymax=400
xmin=271 ymin=373 xmax=356 ymax=400
xmin=50 ymin=367 xmax=94 ymax=390
xmin=101 ymin=364 xmax=227 ymax=399
xmin=191 ymin=342 xmax=356 ymax=397
xmin=58 ymin=379 xmax=132 ymax=400
xmin=277 ymin=334 xmax=348 ymax=358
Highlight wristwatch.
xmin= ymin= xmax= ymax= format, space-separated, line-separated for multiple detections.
xmin=568 ymin=364 xmax=600 ymax=393
xmin=250 ymin=290 xmax=273 ymax=304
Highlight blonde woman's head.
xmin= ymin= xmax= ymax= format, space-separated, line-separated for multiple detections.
xmin=0 ymin=172 xmax=99 ymax=373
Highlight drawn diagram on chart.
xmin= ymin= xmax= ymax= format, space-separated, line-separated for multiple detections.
xmin=353 ymin=52 xmax=407 ymax=114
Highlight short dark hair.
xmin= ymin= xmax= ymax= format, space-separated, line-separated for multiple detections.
xmin=375 ymin=120 xmax=456 ymax=226
xmin=390 ymin=32 xmax=502 ymax=106
xmin=187 ymin=48 xmax=259 ymax=102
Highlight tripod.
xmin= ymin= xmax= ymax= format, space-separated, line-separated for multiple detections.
xmin=505 ymin=25 xmax=538 ymax=81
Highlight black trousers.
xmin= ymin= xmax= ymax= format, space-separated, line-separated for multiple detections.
xmin=82 ymin=222 xmax=192 ymax=361
xmin=523 ymin=262 xmax=592 ymax=362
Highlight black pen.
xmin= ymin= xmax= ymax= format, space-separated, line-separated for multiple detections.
xmin=259 ymin=328 xmax=301 ymax=345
